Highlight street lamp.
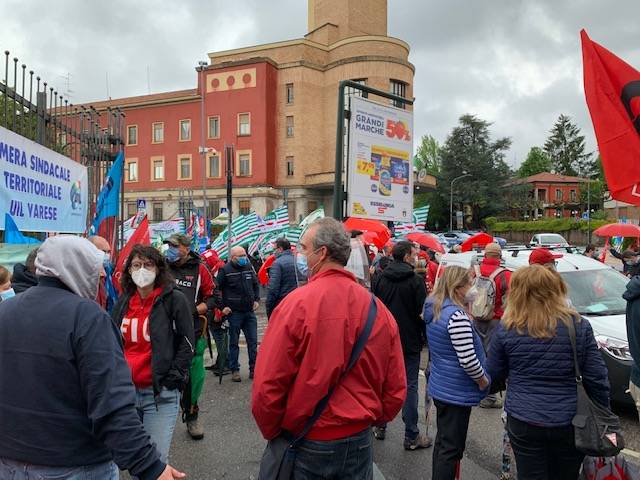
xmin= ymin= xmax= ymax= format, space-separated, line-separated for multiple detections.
xmin=450 ymin=173 xmax=471 ymax=231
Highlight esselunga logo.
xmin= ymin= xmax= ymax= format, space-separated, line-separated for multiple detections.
xmin=386 ymin=120 xmax=411 ymax=142
xmin=70 ymin=180 xmax=82 ymax=210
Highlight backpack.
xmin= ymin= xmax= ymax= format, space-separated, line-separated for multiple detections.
xmin=470 ymin=264 xmax=506 ymax=321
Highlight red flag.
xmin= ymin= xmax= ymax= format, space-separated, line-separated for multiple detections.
xmin=112 ymin=215 xmax=150 ymax=293
xmin=581 ymin=29 xmax=640 ymax=205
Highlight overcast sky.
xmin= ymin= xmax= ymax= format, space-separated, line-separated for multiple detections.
xmin=2 ymin=0 xmax=639 ymax=168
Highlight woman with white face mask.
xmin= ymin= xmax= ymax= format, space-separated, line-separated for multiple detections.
xmin=111 ymin=245 xmax=195 ymax=463
xmin=0 ymin=265 xmax=15 ymax=302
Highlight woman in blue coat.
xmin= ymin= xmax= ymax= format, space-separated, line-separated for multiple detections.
xmin=487 ymin=265 xmax=609 ymax=480
xmin=424 ymin=265 xmax=490 ymax=480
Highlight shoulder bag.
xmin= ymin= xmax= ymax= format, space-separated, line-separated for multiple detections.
xmin=258 ymin=294 xmax=378 ymax=480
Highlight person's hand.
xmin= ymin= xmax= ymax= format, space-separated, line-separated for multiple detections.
xmin=157 ymin=465 xmax=186 ymax=479
xmin=477 ymin=375 xmax=490 ymax=390
xmin=196 ymin=303 xmax=207 ymax=315
xmin=253 ymin=301 xmax=259 ymax=311
xmin=222 ymin=307 xmax=232 ymax=316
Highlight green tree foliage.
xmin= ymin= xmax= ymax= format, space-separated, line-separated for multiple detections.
xmin=517 ymin=147 xmax=551 ymax=178
xmin=544 ymin=114 xmax=591 ymax=176
xmin=580 ymin=155 xmax=608 ymax=210
xmin=414 ymin=134 xmax=441 ymax=176
xmin=436 ymin=114 xmax=512 ymax=228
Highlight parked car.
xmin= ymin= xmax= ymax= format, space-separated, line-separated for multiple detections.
xmin=438 ymin=231 xmax=471 ymax=247
xmin=438 ymin=249 xmax=633 ymax=406
xmin=529 ymin=233 xmax=570 ymax=248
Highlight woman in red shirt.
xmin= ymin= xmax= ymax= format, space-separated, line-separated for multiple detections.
xmin=112 ymin=245 xmax=194 ymax=463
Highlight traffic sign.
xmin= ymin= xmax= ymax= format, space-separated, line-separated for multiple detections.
xmin=137 ymin=199 xmax=146 ymax=211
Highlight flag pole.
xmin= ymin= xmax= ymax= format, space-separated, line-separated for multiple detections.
xmin=225 ymin=144 xmax=234 ymax=260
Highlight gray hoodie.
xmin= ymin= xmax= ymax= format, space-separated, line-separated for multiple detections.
xmin=35 ymin=235 xmax=103 ymax=299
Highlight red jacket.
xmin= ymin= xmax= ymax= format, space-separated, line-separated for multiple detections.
xmin=478 ymin=257 xmax=511 ymax=319
xmin=252 ymin=267 xmax=406 ymax=441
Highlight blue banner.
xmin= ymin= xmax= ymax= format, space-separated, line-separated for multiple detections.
xmin=4 ymin=214 xmax=39 ymax=244
xmin=91 ymin=151 xmax=123 ymax=233
xmin=0 ymin=126 xmax=88 ymax=233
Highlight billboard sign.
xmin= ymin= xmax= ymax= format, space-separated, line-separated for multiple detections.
xmin=347 ymin=97 xmax=413 ymax=222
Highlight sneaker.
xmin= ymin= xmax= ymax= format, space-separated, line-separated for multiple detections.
xmin=403 ymin=434 xmax=433 ymax=451
xmin=186 ymin=419 xmax=204 ymax=440
xmin=232 ymin=371 xmax=241 ymax=382
xmin=373 ymin=426 xmax=386 ymax=440
xmin=479 ymin=396 xmax=503 ymax=409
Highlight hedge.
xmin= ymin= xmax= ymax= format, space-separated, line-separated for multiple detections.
xmin=484 ymin=217 xmax=614 ymax=234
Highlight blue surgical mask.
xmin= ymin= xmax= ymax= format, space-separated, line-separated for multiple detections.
xmin=296 ymin=253 xmax=309 ymax=276
xmin=236 ymin=257 xmax=249 ymax=267
xmin=102 ymin=253 xmax=112 ymax=271
xmin=165 ymin=246 xmax=180 ymax=263
xmin=0 ymin=288 xmax=15 ymax=301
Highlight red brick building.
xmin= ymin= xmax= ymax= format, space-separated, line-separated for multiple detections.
xmin=508 ymin=172 xmax=589 ymax=219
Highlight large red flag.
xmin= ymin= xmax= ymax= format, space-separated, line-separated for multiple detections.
xmin=581 ymin=30 xmax=640 ymax=205
xmin=112 ymin=215 xmax=150 ymax=293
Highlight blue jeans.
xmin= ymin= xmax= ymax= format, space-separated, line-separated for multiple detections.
xmin=228 ymin=311 xmax=258 ymax=373
xmin=0 ymin=458 xmax=118 ymax=480
xmin=136 ymin=386 xmax=180 ymax=463
xmin=293 ymin=428 xmax=373 ymax=479
xmin=402 ymin=352 xmax=421 ymax=440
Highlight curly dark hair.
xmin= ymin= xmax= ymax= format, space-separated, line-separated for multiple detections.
xmin=120 ymin=244 xmax=174 ymax=295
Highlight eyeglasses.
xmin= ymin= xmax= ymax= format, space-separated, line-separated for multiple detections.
xmin=130 ymin=261 xmax=155 ymax=271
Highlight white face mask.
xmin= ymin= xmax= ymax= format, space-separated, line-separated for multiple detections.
xmin=464 ymin=286 xmax=478 ymax=305
xmin=131 ymin=267 xmax=156 ymax=288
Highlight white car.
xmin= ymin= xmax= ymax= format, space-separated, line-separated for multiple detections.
xmin=529 ymin=233 xmax=570 ymax=248
xmin=438 ymin=249 xmax=633 ymax=405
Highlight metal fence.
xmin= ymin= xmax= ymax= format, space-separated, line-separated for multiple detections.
xmin=0 ymin=48 xmax=125 ymax=238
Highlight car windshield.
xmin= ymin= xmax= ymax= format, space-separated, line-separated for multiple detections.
xmin=540 ymin=234 xmax=566 ymax=244
xmin=560 ymin=268 xmax=628 ymax=316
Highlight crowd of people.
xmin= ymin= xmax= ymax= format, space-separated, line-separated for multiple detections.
xmin=0 ymin=220 xmax=638 ymax=480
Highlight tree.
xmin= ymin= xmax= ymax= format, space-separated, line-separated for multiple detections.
xmin=543 ymin=114 xmax=591 ymax=176
xmin=517 ymin=147 xmax=551 ymax=178
xmin=580 ymin=155 xmax=608 ymax=210
xmin=414 ymin=134 xmax=442 ymax=176
xmin=436 ymin=114 xmax=512 ymax=228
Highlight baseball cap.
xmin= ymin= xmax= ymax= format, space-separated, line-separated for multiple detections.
xmin=529 ymin=248 xmax=563 ymax=265
xmin=484 ymin=242 xmax=502 ymax=256
xmin=163 ymin=233 xmax=192 ymax=247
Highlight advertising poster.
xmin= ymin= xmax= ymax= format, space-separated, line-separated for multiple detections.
xmin=347 ymin=97 xmax=413 ymax=222
xmin=0 ymin=126 xmax=88 ymax=233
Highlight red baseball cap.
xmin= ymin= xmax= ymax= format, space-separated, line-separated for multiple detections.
xmin=529 ymin=248 xmax=563 ymax=265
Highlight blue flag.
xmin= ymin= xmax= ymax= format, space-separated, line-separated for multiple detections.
xmin=91 ymin=151 xmax=124 ymax=234
xmin=4 ymin=214 xmax=40 ymax=244
xmin=104 ymin=262 xmax=118 ymax=314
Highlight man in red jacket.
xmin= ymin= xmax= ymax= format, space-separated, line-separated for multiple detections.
xmin=252 ymin=218 xmax=406 ymax=478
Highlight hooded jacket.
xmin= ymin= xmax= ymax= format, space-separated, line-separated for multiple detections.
xmin=11 ymin=262 xmax=38 ymax=293
xmin=0 ymin=236 xmax=164 ymax=479
xmin=371 ymin=260 xmax=427 ymax=355
xmin=623 ymin=276 xmax=640 ymax=386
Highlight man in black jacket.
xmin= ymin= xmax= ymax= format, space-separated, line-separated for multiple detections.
xmin=266 ymin=238 xmax=299 ymax=318
xmin=0 ymin=236 xmax=184 ymax=480
xmin=217 ymin=245 xmax=260 ymax=382
xmin=372 ymin=241 xmax=429 ymax=450
xmin=623 ymin=275 xmax=640 ymax=418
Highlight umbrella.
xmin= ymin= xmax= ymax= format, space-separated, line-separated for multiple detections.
xmin=343 ymin=217 xmax=391 ymax=249
xmin=258 ymin=254 xmax=276 ymax=286
xmin=593 ymin=223 xmax=640 ymax=238
xmin=460 ymin=232 xmax=495 ymax=252
xmin=405 ymin=232 xmax=445 ymax=253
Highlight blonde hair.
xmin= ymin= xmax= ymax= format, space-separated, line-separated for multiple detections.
xmin=429 ymin=265 xmax=470 ymax=320
xmin=502 ymin=264 xmax=578 ymax=338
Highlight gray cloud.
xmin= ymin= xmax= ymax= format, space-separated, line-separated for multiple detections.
xmin=2 ymin=0 xmax=639 ymax=168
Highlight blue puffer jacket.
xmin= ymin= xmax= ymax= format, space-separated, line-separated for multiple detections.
xmin=487 ymin=318 xmax=610 ymax=427
xmin=424 ymin=298 xmax=488 ymax=406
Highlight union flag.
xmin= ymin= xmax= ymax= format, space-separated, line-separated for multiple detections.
xmin=581 ymin=30 xmax=640 ymax=205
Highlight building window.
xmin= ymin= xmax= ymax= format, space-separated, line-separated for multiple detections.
xmin=307 ymin=200 xmax=318 ymax=214
xmin=127 ymin=125 xmax=137 ymax=146
xmin=238 ymin=113 xmax=251 ymax=136
xmin=237 ymin=151 xmax=251 ymax=177
xmin=152 ymin=122 xmax=164 ymax=143
xmin=207 ymin=200 xmax=220 ymax=219
xmin=286 ymin=116 xmax=294 ymax=137
xmin=208 ymin=116 xmax=220 ymax=139
xmin=555 ymin=188 xmax=562 ymax=201
xmin=126 ymin=159 xmax=138 ymax=182
xmin=287 ymin=201 xmax=296 ymax=222
xmin=127 ymin=203 xmax=137 ymax=217
xmin=179 ymin=119 xmax=191 ymax=141
xmin=390 ymin=79 xmax=407 ymax=109
xmin=208 ymin=153 xmax=221 ymax=178
xmin=570 ymin=189 xmax=576 ymax=202
xmin=346 ymin=78 xmax=368 ymax=101
xmin=178 ymin=155 xmax=192 ymax=180
xmin=286 ymin=156 xmax=294 ymax=177
xmin=286 ymin=83 xmax=294 ymax=104
xmin=151 ymin=156 xmax=164 ymax=181
xmin=555 ymin=208 xmax=562 ymax=217
xmin=239 ymin=200 xmax=251 ymax=215
xmin=153 ymin=203 xmax=163 ymax=221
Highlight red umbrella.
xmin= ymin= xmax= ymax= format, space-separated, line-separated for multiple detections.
xmin=460 ymin=232 xmax=495 ymax=252
xmin=258 ymin=254 xmax=276 ymax=286
xmin=593 ymin=223 xmax=640 ymax=237
xmin=343 ymin=217 xmax=391 ymax=249
xmin=405 ymin=232 xmax=445 ymax=253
